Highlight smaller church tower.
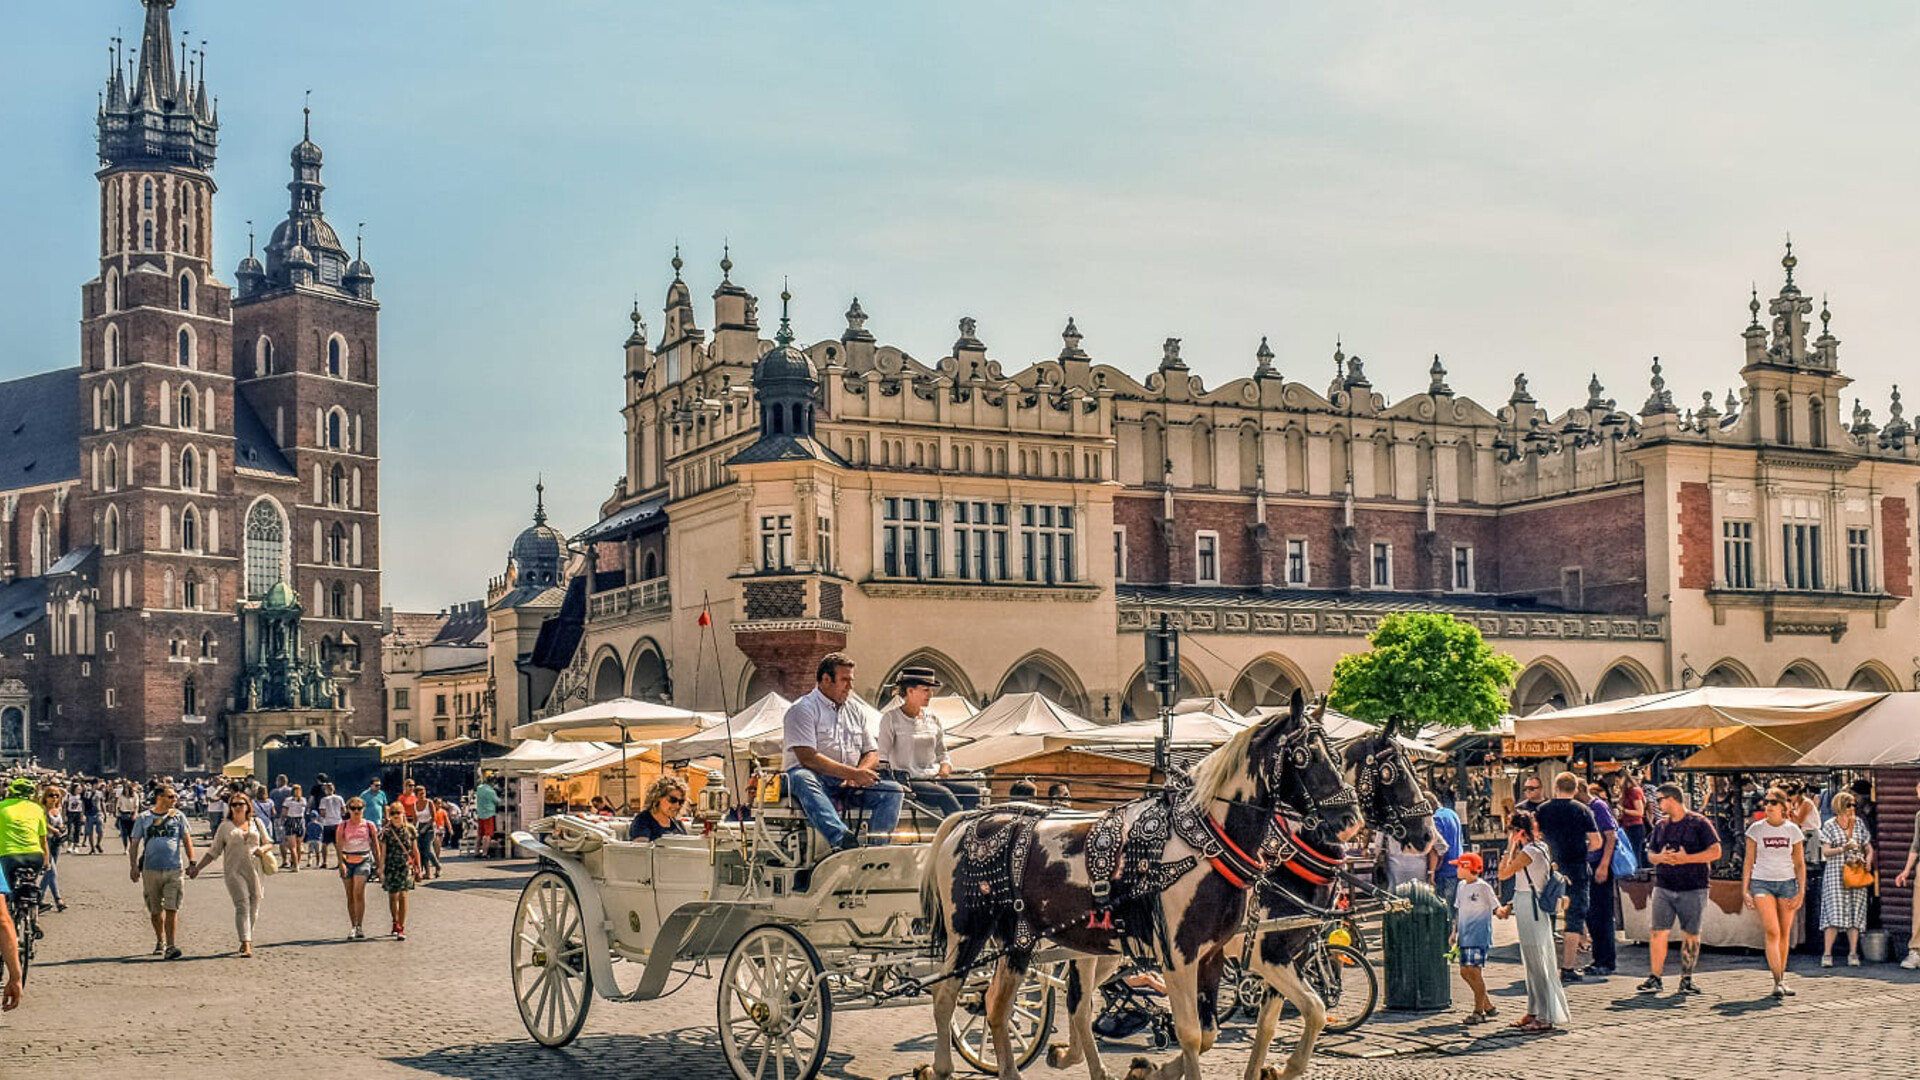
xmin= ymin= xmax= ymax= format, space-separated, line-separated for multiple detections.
xmin=1741 ymin=241 xmax=1849 ymax=450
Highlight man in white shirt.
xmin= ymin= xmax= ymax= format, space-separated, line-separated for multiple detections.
xmin=782 ymin=653 xmax=904 ymax=850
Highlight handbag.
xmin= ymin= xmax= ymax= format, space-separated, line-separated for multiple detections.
xmin=1609 ymin=826 xmax=1639 ymax=877
xmin=253 ymin=820 xmax=280 ymax=875
xmin=1842 ymin=861 xmax=1874 ymax=889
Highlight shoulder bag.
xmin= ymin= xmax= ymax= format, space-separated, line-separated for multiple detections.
xmin=252 ymin=819 xmax=280 ymax=875
xmin=1609 ymin=825 xmax=1639 ymax=877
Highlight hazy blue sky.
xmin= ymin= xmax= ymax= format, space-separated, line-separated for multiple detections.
xmin=6 ymin=2 xmax=1920 ymax=609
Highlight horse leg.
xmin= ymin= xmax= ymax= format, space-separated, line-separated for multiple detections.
xmin=1250 ymin=961 xmax=1324 ymax=1080
xmin=927 ymin=945 xmax=966 ymax=1080
xmin=1144 ymin=963 xmax=1205 ymax=1080
xmin=984 ymin=959 xmax=1026 ymax=1080
xmin=1195 ymin=949 xmax=1225 ymax=1055
xmin=1049 ymin=957 xmax=1117 ymax=1080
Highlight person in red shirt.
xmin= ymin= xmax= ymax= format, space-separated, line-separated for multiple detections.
xmin=1615 ymin=766 xmax=1648 ymax=865
xmin=396 ymin=779 xmax=420 ymax=819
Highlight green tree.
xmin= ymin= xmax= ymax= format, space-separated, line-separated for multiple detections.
xmin=1327 ymin=612 xmax=1519 ymax=735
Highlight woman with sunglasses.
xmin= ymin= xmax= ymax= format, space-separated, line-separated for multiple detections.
xmin=1743 ymin=787 xmax=1807 ymax=997
xmin=187 ymin=794 xmax=273 ymax=957
xmin=334 ymin=797 xmax=383 ymax=940
xmin=629 ymin=776 xmax=690 ymax=842
xmin=379 ymin=804 xmax=422 ymax=940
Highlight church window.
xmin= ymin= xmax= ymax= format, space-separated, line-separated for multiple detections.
xmin=143 ymin=179 xmax=153 ymax=210
xmin=329 ymin=464 xmax=347 ymax=506
xmin=104 ymin=505 xmax=120 ymax=554
xmin=183 ymin=678 xmax=198 ymax=718
xmin=257 ymin=336 xmax=274 ymax=376
xmin=181 ymin=507 xmax=200 ymax=553
xmin=201 ymin=632 xmax=215 ymax=659
xmin=328 ymin=337 xmax=344 ymax=377
xmin=182 ymin=573 xmax=200 ymax=610
xmin=179 ymin=387 xmax=196 ymax=429
xmin=143 ymin=220 xmax=154 ymax=249
xmin=329 ymin=581 xmax=347 ymax=619
xmin=102 ymin=383 xmax=119 ymax=430
xmin=178 ymin=327 xmax=193 ymax=368
xmin=30 ymin=508 xmax=52 ymax=576
xmin=106 ymin=272 xmax=120 ymax=312
xmin=180 ymin=273 xmax=193 ymax=311
xmin=244 ymin=500 xmax=287 ymax=600
xmin=328 ymin=523 xmax=348 ymax=566
xmin=327 ymin=410 xmax=344 ymax=449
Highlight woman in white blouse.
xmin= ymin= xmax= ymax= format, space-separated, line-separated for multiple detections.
xmin=878 ymin=668 xmax=983 ymax=818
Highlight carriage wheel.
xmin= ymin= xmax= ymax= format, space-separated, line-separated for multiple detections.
xmin=719 ymin=924 xmax=833 ymax=1080
xmin=511 ymin=869 xmax=593 ymax=1048
xmin=951 ymin=961 xmax=1057 ymax=1074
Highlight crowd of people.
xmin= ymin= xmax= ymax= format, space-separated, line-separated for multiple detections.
xmin=0 ymin=762 xmax=511 ymax=1012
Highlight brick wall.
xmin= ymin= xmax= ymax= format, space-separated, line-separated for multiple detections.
xmin=1495 ymin=488 xmax=1649 ymax=614
xmin=1676 ymin=482 xmax=1713 ymax=590
xmin=1884 ymin=496 xmax=1913 ymax=598
xmin=1114 ymin=496 xmax=1168 ymax=584
xmin=734 ymin=627 xmax=848 ymax=699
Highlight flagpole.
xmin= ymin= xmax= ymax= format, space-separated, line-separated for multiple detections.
xmin=703 ymin=590 xmax=745 ymax=816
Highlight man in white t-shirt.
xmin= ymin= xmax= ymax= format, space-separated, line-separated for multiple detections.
xmin=314 ymin=786 xmax=347 ymax=870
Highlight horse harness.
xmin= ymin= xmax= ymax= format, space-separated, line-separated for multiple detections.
xmin=1355 ymin=739 xmax=1435 ymax=840
xmin=955 ymin=804 xmax=1051 ymax=951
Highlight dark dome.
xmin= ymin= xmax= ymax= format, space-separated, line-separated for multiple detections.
xmin=292 ymin=138 xmax=324 ymax=166
xmin=345 ymin=258 xmax=375 ymax=282
xmin=509 ymin=521 xmax=566 ymax=587
xmin=755 ymin=342 xmax=816 ymax=384
xmin=236 ymin=254 xmax=265 ymax=278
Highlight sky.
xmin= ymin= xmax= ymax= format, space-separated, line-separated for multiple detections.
xmin=5 ymin=1 xmax=1920 ymax=610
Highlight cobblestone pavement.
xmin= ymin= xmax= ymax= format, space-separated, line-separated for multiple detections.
xmin=8 ymin=845 xmax=1920 ymax=1078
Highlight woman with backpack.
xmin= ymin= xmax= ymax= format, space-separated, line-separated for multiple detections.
xmin=1496 ymin=809 xmax=1569 ymax=1034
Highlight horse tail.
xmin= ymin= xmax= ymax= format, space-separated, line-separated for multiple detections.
xmin=920 ymin=811 xmax=969 ymax=959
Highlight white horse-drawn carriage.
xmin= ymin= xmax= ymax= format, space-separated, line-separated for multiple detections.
xmin=510 ymin=779 xmax=1062 ymax=1080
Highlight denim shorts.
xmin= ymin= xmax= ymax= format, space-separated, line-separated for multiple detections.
xmin=341 ymin=857 xmax=373 ymax=879
xmin=1749 ymin=878 xmax=1800 ymax=901
xmin=1456 ymin=945 xmax=1489 ymax=967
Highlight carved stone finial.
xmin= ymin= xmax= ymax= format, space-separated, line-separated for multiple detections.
xmin=1428 ymin=354 xmax=1451 ymax=395
xmin=1749 ymin=283 xmax=1763 ymax=329
xmin=1640 ymin=356 xmax=1675 ymax=416
xmin=1509 ymin=373 xmax=1533 ymax=404
xmin=1586 ymin=373 xmax=1606 ymax=410
xmin=1255 ymin=336 xmax=1275 ymax=375
xmin=1060 ymin=316 xmax=1086 ymax=359
xmin=719 ymin=242 xmax=733 ymax=283
xmin=670 ymin=245 xmax=683 ymax=280
xmin=1344 ymin=354 xmax=1369 ymax=387
xmin=1160 ymin=337 xmax=1186 ymax=370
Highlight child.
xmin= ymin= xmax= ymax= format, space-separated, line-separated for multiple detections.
xmin=1451 ymin=851 xmax=1499 ymax=1023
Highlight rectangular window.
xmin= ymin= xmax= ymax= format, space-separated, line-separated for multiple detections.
xmin=1285 ymin=539 xmax=1308 ymax=585
xmin=434 ymin=694 xmax=448 ymax=716
xmin=1019 ymin=504 xmax=1076 ymax=585
xmin=1847 ymin=526 xmax=1871 ymax=593
xmin=106 ymin=688 xmax=117 ymax=708
xmin=1371 ymin=542 xmax=1393 ymax=589
xmin=1781 ymin=522 xmax=1823 ymax=590
xmin=1452 ymin=545 xmax=1475 ymax=592
xmin=104 ymin=631 xmax=115 ymax=653
xmin=1195 ymin=531 xmax=1220 ymax=585
xmin=759 ymin=514 xmax=794 ymax=571
xmin=1722 ymin=520 xmax=1755 ymax=589
xmin=1113 ymin=527 xmax=1128 ymax=583
xmin=394 ymin=688 xmax=410 ymax=710
xmin=816 ymin=516 xmax=832 ymax=572
xmin=882 ymin=498 xmax=942 ymax=579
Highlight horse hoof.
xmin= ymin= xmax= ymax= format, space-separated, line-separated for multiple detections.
xmin=1122 ymin=1057 xmax=1153 ymax=1080
xmin=1046 ymin=1044 xmax=1077 ymax=1069
xmin=1259 ymin=1068 xmax=1283 ymax=1080
xmin=911 ymin=1066 xmax=935 ymax=1080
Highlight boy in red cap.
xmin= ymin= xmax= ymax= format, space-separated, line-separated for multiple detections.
xmin=1451 ymin=850 xmax=1499 ymax=1022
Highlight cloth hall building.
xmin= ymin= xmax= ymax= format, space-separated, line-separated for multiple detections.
xmin=0 ymin=0 xmax=385 ymax=775
xmin=550 ymin=244 xmax=1920 ymax=723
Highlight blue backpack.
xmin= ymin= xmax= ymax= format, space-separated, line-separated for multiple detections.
xmin=1609 ymin=826 xmax=1639 ymax=877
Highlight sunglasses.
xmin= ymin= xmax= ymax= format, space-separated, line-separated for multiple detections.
xmin=664 ymin=795 xmax=686 ymax=806
xmin=348 ymin=805 xmax=365 ymax=811
xmin=1763 ymin=798 xmax=1783 ymax=806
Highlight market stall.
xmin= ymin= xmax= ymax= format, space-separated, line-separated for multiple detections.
xmin=1517 ymin=687 xmax=1887 ymax=949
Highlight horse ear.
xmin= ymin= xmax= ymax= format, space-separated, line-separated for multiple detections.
xmin=1289 ymin=688 xmax=1305 ymax=719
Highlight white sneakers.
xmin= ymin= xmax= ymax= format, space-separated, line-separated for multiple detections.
xmin=1901 ymin=951 xmax=1920 ymax=970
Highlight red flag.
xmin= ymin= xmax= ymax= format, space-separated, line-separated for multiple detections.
xmin=698 ymin=608 xmax=711 ymax=627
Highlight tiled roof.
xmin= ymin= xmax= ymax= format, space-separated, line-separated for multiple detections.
xmin=0 ymin=369 xmax=79 ymax=491
xmin=574 ymin=496 xmax=666 ymax=544
xmin=233 ymin=395 xmax=296 ymax=477
xmin=432 ymin=603 xmax=490 ymax=645
xmin=0 ymin=576 xmax=49 ymax=644
xmin=727 ymin=434 xmax=850 ymax=468
xmin=525 ymin=576 xmax=587 ymax=672
xmin=385 ymin=611 xmax=449 ymax=645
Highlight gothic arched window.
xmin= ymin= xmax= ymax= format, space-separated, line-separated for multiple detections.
xmin=329 ymin=464 xmax=347 ymax=506
xmin=180 ymin=507 xmax=200 ymax=553
xmin=179 ymin=386 xmax=196 ymax=430
xmin=328 ymin=523 xmax=347 ymax=566
xmin=327 ymin=410 xmax=343 ymax=449
xmin=183 ymin=678 xmax=198 ymax=717
xmin=143 ymin=179 xmax=154 ymax=210
xmin=329 ymin=581 xmax=347 ymax=619
xmin=143 ymin=220 xmax=154 ymax=249
xmin=327 ymin=337 xmax=344 ymax=377
xmin=178 ymin=327 xmax=193 ymax=368
xmin=179 ymin=448 xmax=197 ymax=490
xmin=244 ymin=500 xmax=287 ymax=600
xmin=179 ymin=272 xmax=194 ymax=311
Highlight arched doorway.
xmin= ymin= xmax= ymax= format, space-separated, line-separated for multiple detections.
xmin=1775 ymin=661 xmax=1828 ymax=689
xmin=996 ymin=651 xmax=1090 ymax=716
xmin=591 ymin=651 xmax=626 ymax=703
xmin=881 ymin=648 xmax=977 ymax=703
xmin=1122 ymin=662 xmax=1211 ymax=722
xmin=1513 ymin=661 xmax=1578 ymax=715
xmin=1846 ymin=663 xmax=1898 ymax=692
xmin=1228 ymin=655 xmax=1310 ymax=714
xmin=1594 ymin=661 xmax=1654 ymax=702
xmin=1701 ymin=660 xmax=1755 ymax=688
xmin=628 ymin=642 xmax=668 ymax=702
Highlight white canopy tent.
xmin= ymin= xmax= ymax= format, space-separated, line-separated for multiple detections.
xmin=657 ymin=693 xmax=793 ymax=761
xmin=1513 ymin=687 xmax=1885 ymax=746
xmin=480 ymin=736 xmax=611 ymax=774
xmin=510 ymin=698 xmax=723 ymax=743
xmin=945 ymin=692 xmax=1099 ymax=771
xmin=1066 ymin=710 xmax=1250 ymax=747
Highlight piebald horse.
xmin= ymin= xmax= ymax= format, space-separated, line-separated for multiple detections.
xmin=920 ymin=691 xmax=1362 ymax=1080
xmin=1237 ymin=727 xmax=1440 ymax=1080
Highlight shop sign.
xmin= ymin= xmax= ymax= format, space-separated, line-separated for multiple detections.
xmin=1503 ymin=736 xmax=1576 ymax=758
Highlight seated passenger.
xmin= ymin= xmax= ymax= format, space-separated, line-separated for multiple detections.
xmin=629 ymin=776 xmax=690 ymax=842
xmin=782 ymin=652 xmax=904 ymax=850
xmin=879 ymin=667 xmax=983 ymax=818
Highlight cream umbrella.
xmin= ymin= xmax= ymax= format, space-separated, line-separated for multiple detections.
xmin=510 ymin=698 xmax=723 ymax=743
xmin=945 ymin=693 xmax=1098 ymax=771
xmin=480 ymin=736 xmax=611 ymax=774
xmin=1514 ymin=687 xmax=1885 ymax=746
xmin=657 ymin=693 xmax=792 ymax=760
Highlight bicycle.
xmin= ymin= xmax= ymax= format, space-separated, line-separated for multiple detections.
xmin=5 ymin=864 xmax=42 ymax=976
xmin=1219 ymin=915 xmax=1380 ymax=1035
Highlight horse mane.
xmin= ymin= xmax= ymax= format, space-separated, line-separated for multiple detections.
xmin=1186 ymin=716 xmax=1270 ymax=810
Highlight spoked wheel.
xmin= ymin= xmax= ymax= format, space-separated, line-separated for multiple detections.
xmin=1217 ymin=957 xmax=1266 ymax=1027
xmin=511 ymin=869 xmax=593 ymax=1048
xmin=951 ymin=961 xmax=1058 ymax=1074
xmin=1311 ymin=943 xmax=1378 ymax=1034
xmin=719 ymin=924 xmax=833 ymax=1080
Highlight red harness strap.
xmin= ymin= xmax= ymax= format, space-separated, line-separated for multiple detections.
xmin=1268 ymin=814 xmax=1343 ymax=886
xmin=1202 ymin=811 xmax=1265 ymax=890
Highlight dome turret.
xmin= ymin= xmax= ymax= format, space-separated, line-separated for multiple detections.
xmin=507 ymin=481 xmax=566 ymax=589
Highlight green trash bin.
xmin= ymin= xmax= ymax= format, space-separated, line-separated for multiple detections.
xmin=1382 ymin=881 xmax=1452 ymax=1011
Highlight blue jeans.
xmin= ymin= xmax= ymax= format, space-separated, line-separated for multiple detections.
xmin=784 ymin=768 xmax=904 ymax=848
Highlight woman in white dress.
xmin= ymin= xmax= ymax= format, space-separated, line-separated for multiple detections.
xmin=1497 ymin=809 xmax=1569 ymax=1034
xmin=188 ymin=793 xmax=273 ymax=957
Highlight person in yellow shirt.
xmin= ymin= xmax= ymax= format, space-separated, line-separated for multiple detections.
xmin=0 ymin=778 xmax=51 ymax=891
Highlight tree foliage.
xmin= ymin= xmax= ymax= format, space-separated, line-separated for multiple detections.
xmin=1327 ymin=612 xmax=1519 ymax=733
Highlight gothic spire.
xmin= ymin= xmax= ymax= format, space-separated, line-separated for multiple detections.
xmin=99 ymin=0 xmax=218 ymax=170
xmin=776 ymin=280 xmax=794 ymax=346
xmin=533 ymin=477 xmax=548 ymax=527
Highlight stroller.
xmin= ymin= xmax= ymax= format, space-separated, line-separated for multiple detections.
xmin=1091 ymin=963 xmax=1176 ymax=1049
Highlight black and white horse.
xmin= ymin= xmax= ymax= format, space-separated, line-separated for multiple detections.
xmin=920 ymin=691 xmax=1362 ymax=1080
xmin=1237 ymin=727 xmax=1439 ymax=1080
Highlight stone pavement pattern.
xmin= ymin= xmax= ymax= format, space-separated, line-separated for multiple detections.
xmin=7 ymin=846 xmax=1920 ymax=1079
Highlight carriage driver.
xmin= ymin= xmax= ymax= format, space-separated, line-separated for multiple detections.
xmin=782 ymin=652 xmax=905 ymax=850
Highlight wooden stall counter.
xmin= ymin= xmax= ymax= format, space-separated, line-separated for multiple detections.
xmin=1618 ymin=877 xmax=1802 ymax=950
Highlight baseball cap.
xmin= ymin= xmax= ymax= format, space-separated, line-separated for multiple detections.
xmin=1450 ymin=851 xmax=1484 ymax=875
